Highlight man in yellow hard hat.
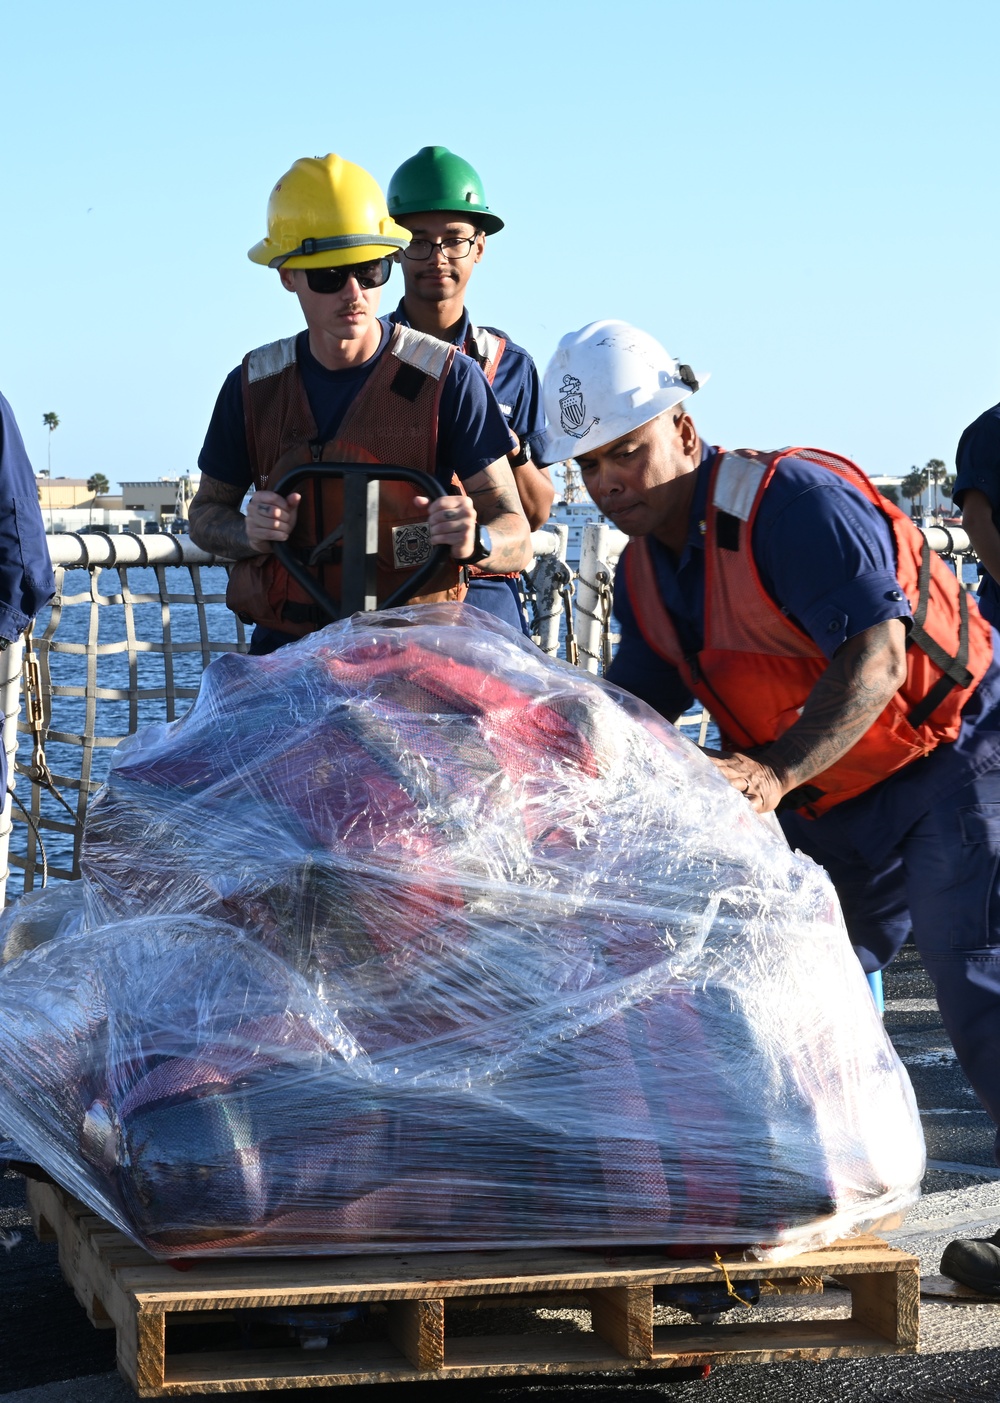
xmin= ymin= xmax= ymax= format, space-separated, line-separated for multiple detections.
xmin=189 ymin=154 xmax=531 ymax=654
xmin=386 ymin=146 xmax=554 ymax=632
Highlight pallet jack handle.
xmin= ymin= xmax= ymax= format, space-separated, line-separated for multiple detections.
xmin=270 ymin=463 xmax=452 ymax=621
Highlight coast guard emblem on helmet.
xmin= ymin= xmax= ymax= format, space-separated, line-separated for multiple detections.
xmin=558 ymin=375 xmax=599 ymax=440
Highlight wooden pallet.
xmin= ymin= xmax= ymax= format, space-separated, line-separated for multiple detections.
xmin=27 ymin=1180 xmax=919 ymax=1397
xmin=920 ymin=1272 xmax=1000 ymax=1303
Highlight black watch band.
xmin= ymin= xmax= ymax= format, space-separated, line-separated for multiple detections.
xmin=455 ymin=523 xmax=492 ymax=566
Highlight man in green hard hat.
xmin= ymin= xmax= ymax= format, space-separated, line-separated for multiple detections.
xmin=386 ymin=146 xmax=554 ymax=633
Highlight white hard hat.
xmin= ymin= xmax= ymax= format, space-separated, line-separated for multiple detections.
xmin=537 ymin=320 xmax=709 ymax=466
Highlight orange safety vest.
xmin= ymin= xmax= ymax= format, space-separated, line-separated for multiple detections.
xmin=623 ymin=446 xmax=994 ymax=816
xmin=226 ymin=325 xmax=467 ymax=637
xmin=462 ymin=324 xmax=521 ymax=584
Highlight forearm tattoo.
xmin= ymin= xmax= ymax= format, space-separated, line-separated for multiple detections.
xmin=761 ymin=621 xmax=907 ymax=788
xmin=469 ymin=467 xmax=532 ymax=572
xmin=188 ymin=478 xmax=255 ymax=560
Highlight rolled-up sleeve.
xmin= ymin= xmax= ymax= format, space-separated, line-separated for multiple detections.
xmin=506 ymin=353 xmax=545 ymax=455
xmin=438 ymin=357 xmax=518 ymax=482
xmin=0 ymin=395 xmax=55 ymax=641
xmin=754 ymin=469 xmax=911 ymax=660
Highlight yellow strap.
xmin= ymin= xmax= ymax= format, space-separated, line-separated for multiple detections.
xmin=712 ymin=1251 xmax=751 ymax=1309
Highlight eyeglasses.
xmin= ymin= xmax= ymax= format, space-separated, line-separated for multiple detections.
xmin=304 ymin=258 xmax=393 ymax=294
xmin=402 ymin=235 xmax=480 ymax=262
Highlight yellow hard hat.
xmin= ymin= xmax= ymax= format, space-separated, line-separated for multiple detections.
xmin=248 ymin=154 xmax=412 ymax=269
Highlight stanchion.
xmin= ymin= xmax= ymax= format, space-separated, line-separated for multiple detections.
xmin=0 ymin=636 xmax=26 ymax=909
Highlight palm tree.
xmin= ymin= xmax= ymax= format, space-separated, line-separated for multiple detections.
xmin=41 ymin=412 xmax=59 ymax=476
xmin=86 ymin=474 xmax=109 ymax=527
xmin=924 ymin=458 xmax=947 ymax=516
xmin=900 ymin=467 xmax=929 ymax=517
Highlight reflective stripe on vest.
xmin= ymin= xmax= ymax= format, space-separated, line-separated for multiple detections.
xmin=246 ymin=335 xmax=298 ymax=386
xmin=623 ymin=446 xmax=994 ymax=816
xmin=461 ymin=324 xmax=521 ymax=581
xmin=465 ymin=326 xmax=507 ymax=386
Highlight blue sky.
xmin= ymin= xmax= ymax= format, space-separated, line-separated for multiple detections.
xmin=2 ymin=0 xmax=998 ymax=493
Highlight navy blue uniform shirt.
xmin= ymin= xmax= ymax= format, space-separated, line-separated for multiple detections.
xmin=0 ymin=393 xmax=56 ymax=793
xmin=199 ymin=319 xmax=515 ymax=493
xmin=608 ymin=447 xmax=1000 ymax=858
xmin=0 ymin=393 xmax=55 ymax=643
xmin=387 ymin=303 xmax=541 ymax=638
xmin=953 ymin=401 xmax=1000 ymax=626
xmin=388 ymin=301 xmax=544 ymax=458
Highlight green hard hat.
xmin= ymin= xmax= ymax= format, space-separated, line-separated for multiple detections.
xmin=387 ymin=146 xmax=504 ymax=235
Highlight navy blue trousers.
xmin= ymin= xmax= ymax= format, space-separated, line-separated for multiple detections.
xmin=464 ymin=577 xmax=530 ymax=635
xmin=781 ymin=769 xmax=1000 ymax=1162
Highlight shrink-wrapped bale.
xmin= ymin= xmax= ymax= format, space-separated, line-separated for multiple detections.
xmin=0 ymin=880 xmax=85 ymax=963
xmin=0 ymin=606 xmax=924 ymax=1256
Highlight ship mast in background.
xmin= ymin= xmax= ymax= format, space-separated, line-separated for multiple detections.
xmin=547 ymin=460 xmax=604 ymax=568
xmin=560 ymin=459 xmax=585 ymax=504
xmin=174 ymin=475 xmax=194 ymax=522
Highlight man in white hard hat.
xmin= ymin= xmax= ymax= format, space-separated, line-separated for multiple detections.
xmin=189 ymin=154 xmax=531 ymax=654
xmin=538 ymin=320 xmax=1000 ymax=1295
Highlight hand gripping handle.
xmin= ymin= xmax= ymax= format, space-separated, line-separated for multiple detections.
xmin=269 ymin=463 xmax=452 ymax=620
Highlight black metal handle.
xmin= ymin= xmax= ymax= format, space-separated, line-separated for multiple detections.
xmin=268 ymin=463 xmax=454 ymax=621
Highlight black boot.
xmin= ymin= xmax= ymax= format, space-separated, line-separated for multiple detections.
xmin=940 ymin=1230 xmax=1000 ymax=1294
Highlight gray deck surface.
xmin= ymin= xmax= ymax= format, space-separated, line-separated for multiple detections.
xmin=2 ymin=944 xmax=999 ymax=1402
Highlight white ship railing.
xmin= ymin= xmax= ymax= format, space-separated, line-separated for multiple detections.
xmin=0 ymin=523 xmax=976 ymax=905
xmin=4 ymin=535 xmax=250 ymax=906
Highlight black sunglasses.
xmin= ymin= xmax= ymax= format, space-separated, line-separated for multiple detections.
xmin=304 ymin=258 xmax=393 ymax=295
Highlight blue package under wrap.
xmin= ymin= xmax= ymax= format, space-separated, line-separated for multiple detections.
xmin=0 ymin=606 xmax=924 ymax=1257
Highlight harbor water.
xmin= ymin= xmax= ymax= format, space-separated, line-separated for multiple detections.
xmin=9 ymin=565 xmax=241 ymax=891
xmin=6 ymin=554 xmax=984 ymax=898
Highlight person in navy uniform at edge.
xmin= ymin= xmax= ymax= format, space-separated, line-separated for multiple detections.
xmin=537 ymin=321 xmax=1000 ymax=1296
xmin=953 ymin=401 xmax=1000 ymax=628
xmin=385 ymin=146 xmax=553 ymax=634
xmin=189 ymin=154 xmax=531 ymax=656
xmin=0 ymin=394 xmax=55 ymax=794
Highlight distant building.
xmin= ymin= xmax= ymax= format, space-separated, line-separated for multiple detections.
xmin=120 ymin=475 xmax=199 ymax=522
xmin=42 ymin=508 xmax=154 ymax=535
xmin=36 ymin=477 xmax=93 ymax=510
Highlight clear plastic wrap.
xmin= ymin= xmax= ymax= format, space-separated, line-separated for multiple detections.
xmin=0 ymin=880 xmax=85 ymax=963
xmin=0 ymin=606 xmax=924 ymax=1257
